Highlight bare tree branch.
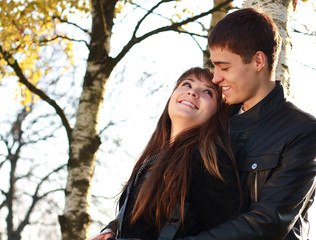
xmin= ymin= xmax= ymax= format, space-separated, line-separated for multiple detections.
xmin=15 ymin=164 xmax=66 ymax=236
xmin=40 ymin=35 xmax=89 ymax=48
xmin=129 ymin=2 xmax=171 ymax=22
xmin=0 ymin=46 xmax=72 ymax=144
xmin=99 ymin=121 xmax=115 ymax=135
xmin=131 ymin=0 xmax=173 ymax=39
xmin=291 ymin=59 xmax=316 ymax=71
xmin=113 ymin=0 xmax=233 ymax=65
xmin=292 ymin=28 xmax=316 ymax=36
xmin=52 ymin=15 xmax=91 ymax=35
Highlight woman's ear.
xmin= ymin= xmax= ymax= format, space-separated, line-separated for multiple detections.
xmin=253 ymin=51 xmax=266 ymax=71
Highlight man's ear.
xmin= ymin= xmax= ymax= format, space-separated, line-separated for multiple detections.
xmin=254 ymin=51 xmax=266 ymax=71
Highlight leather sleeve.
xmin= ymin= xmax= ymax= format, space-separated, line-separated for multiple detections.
xmin=178 ymin=122 xmax=316 ymax=240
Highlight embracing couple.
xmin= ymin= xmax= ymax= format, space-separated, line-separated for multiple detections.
xmin=92 ymin=8 xmax=316 ymax=240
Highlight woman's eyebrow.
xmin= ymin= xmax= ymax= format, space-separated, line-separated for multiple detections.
xmin=206 ymin=84 xmax=215 ymax=89
xmin=184 ymin=78 xmax=215 ymax=89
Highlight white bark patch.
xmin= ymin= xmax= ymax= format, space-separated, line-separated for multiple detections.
xmin=243 ymin=0 xmax=293 ymax=94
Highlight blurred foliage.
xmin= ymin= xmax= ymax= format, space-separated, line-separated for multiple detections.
xmin=0 ymin=0 xmax=90 ymax=106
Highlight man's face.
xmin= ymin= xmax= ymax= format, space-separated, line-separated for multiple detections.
xmin=210 ymin=47 xmax=262 ymax=111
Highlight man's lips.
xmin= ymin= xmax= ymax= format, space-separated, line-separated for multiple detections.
xmin=222 ymin=86 xmax=231 ymax=94
xmin=178 ymin=100 xmax=198 ymax=109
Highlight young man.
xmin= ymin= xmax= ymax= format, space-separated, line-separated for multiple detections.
xmin=181 ymin=8 xmax=316 ymax=240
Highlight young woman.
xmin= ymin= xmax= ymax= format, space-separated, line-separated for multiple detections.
xmin=92 ymin=67 xmax=241 ymax=240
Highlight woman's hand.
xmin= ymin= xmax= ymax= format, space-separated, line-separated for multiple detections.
xmin=91 ymin=232 xmax=114 ymax=240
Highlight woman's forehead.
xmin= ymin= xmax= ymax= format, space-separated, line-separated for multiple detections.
xmin=181 ymin=74 xmax=215 ymax=88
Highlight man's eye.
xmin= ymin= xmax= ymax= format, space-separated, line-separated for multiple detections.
xmin=221 ymin=67 xmax=228 ymax=71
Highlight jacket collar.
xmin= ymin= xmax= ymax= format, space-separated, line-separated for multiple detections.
xmin=229 ymin=81 xmax=286 ymax=131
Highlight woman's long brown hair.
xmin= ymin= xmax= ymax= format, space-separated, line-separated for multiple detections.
xmin=123 ymin=67 xmax=240 ymax=230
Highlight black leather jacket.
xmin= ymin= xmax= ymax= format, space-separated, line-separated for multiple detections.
xmin=180 ymin=82 xmax=316 ymax=240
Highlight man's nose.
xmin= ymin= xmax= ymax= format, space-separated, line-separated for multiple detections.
xmin=212 ymin=72 xmax=223 ymax=84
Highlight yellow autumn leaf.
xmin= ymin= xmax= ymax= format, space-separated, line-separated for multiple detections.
xmin=114 ymin=3 xmax=124 ymax=18
xmin=8 ymin=57 xmax=15 ymax=65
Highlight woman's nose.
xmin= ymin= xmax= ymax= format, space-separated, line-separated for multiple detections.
xmin=187 ymin=89 xmax=198 ymax=98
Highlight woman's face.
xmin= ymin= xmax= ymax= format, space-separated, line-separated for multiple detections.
xmin=168 ymin=74 xmax=218 ymax=132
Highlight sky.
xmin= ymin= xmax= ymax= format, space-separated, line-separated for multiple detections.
xmin=0 ymin=0 xmax=316 ymax=239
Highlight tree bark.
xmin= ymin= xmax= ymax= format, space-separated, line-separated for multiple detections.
xmin=243 ymin=0 xmax=294 ymax=95
xmin=58 ymin=1 xmax=118 ymax=240
xmin=203 ymin=0 xmax=232 ymax=68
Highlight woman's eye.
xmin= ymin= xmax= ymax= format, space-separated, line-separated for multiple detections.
xmin=182 ymin=82 xmax=191 ymax=87
xmin=221 ymin=67 xmax=228 ymax=71
xmin=204 ymin=90 xmax=213 ymax=97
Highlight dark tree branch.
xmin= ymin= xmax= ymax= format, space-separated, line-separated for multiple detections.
xmin=291 ymin=59 xmax=316 ymax=71
xmin=0 ymin=46 xmax=72 ymax=144
xmin=131 ymin=0 xmax=173 ymax=39
xmin=15 ymin=164 xmax=66 ymax=236
xmin=99 ymin=121 xmax=115 ymax=135
xmin=113 ymin=0 xmax=233 ymax=65
xmin=40 ymin=35 xmax=89 ymax=48
xmin=38 ymin=188 xmax=65 ymax=200
xmin=0 ymin=200 xmax=7 ymax=210
xmin=131 ymin=2 xmax=170 ymax=21
xmin=0 ymin=158 xmax=8 ymax=168
xmin=52 ymin=15 xmax=91 ymax=35
xmin=293 ymin=28 xmax=316 ymax=36
xmin=115 ymin=1 xmax=170 ymax=25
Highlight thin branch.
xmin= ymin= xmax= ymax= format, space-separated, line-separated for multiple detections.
xmin=292 ymin=28 xmax=316 ymax=36
xmin=129 ymin=2 xmax=171 ymax=22
xmin=0 ymin=46 xmax=72 ymax=144
xmin=15 ymin=164 xmax=67 ymax=235
xmin=132 ymin=0 xmax=173 ymax=40
xmin=24 ymin=132 xmax=55 ymax=145
xmin=0 ymin=200 xmax=7 ymax=210
xmin=0 ymin=190 xmax=7 ymax=209
xmin=0 ymin=157 xmax=8 ymax=169
xmin=0 ymin=189 xmax=7 ymax=197
xmin=91 ymin=194 xmax=113 ymax=200
xmin=40 ymin=35 xmax=89 ymax=48
xmin=172 ymin=28 xmax=207 ymax=52
xmin=291 ymin=59 xmax=316 ymax=71
xmin=35 ymin=164 xmax=67 ymax=192
xmin=189 ymin=35 xmax=204 ymax=52
xmin=99 ymin=120 xmax=115 ymax=135
xmin=38 ymin=188 xmax=65 ymax=200
xmin=175 ymin=29 xmax=208 ymax=39
xmin=52 ymin=15 xmax=91 ymax=35
xmin=113 ymin=0 xmax=233 ymax=65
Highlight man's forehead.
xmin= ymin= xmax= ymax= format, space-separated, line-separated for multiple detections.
xmin=209 ymin=47 xmax=238 ymax=63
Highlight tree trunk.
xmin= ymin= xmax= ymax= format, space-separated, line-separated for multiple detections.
xmin=58 ymin=1 xmax=118 ymax=240
xmin=203 ymin=0 xmax=232 ymax=68
xmin=243 ymin=0 xmax=294 ymax=95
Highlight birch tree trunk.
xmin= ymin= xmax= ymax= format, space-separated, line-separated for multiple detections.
xmin=203 ymin=0 xmax=232 ymax=68
xmin=243 ymin=0 xmax=294 ymax=95
xmin=58 ymin=1 xmax=118 ymax=240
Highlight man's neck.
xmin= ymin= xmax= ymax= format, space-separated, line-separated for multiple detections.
xmin=243 ymin=80 xmax=276 ymax=112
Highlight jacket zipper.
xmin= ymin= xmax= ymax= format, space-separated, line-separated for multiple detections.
xmin=254 ymin=171 xmax=258 ymax=203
